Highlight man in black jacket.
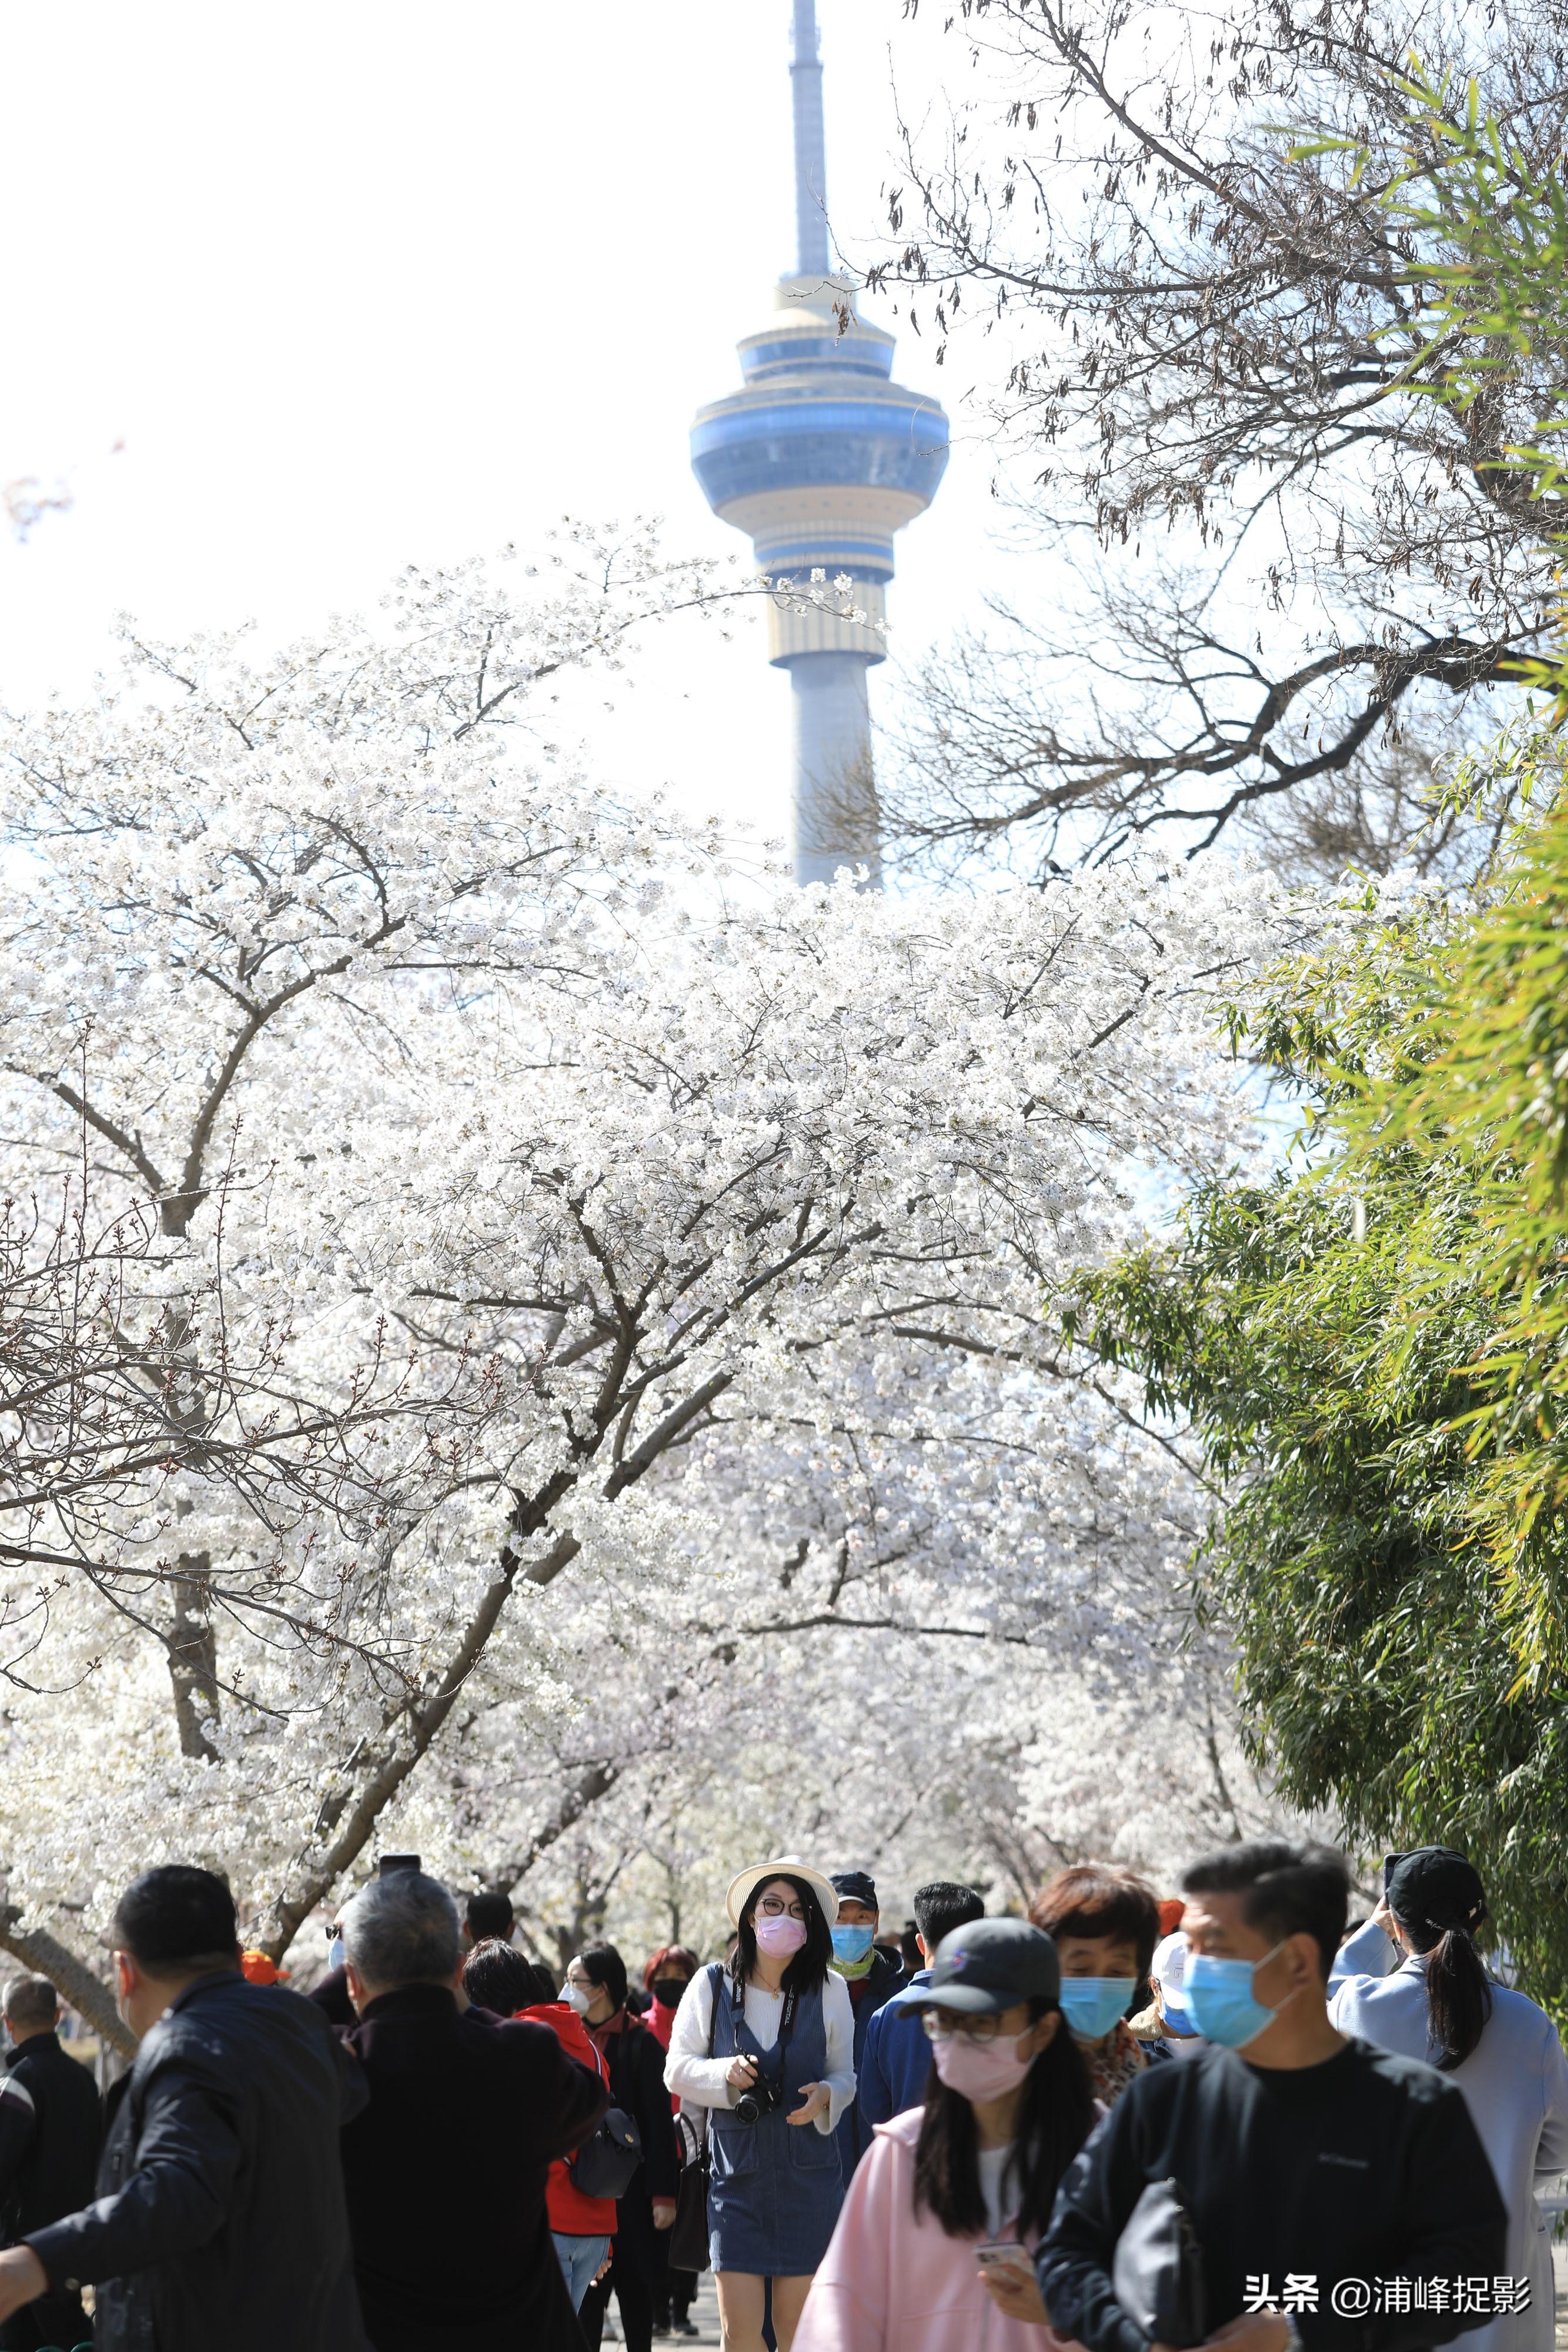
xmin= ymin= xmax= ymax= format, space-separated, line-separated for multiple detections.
xmin=1014 ymin=1841 xmax=1508 ymax=2352
xmin=0 ymin=1976 xmax=101 ymax=2351
xmin=337 ymin=1867 xmax=607 ymax=2352
xmin=826 ymin=1867 xmax=904 ymax=2181
xmin=0 ymin=1866 xmax=369 ymax=2352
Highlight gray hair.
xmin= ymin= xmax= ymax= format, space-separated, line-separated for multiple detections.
xmin=342 ymin=1871 xmax=460 ymax=1990
xmin=2 ymin=1976 xmax=58 ymax=2033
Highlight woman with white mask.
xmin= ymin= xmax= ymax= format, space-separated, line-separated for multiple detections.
xmin=566 ymin=1945 xmax=679 ymax=2352
xmin=1331 ymin=1847 xmax=1568 ymax=2352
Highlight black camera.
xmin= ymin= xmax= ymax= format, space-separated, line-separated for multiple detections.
xmin=733 ymin=2070 xmax=785 ymax=2125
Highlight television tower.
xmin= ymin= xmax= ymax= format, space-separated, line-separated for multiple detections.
xmin=690 ymin=0 xmax=950 ymax=886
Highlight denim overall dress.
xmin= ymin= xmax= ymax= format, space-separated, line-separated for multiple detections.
xmin=706 ymin=1964 xmax=845 ymax=2275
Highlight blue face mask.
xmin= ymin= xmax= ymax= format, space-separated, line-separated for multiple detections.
xmin=831 ymin=1925 xmax=875 ymax=1965
xmin=1183 ymin=1944 xmax=1289 ymax=2049
xmin=1160 ymin=1996 xmax=1196 ymax=2037
xmin=327 ymin=1936 xmax=346 ymax=1971
xmin=1058 ymin=1976 xmax=1137 ymax=2042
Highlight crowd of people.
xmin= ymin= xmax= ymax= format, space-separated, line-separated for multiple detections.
xmin=0 ymin=1839 xmax=1563 ymax=2352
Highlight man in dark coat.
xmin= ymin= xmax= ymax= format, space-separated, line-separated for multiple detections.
xmin=827 ymin=1867 xmax=904 ymax=2180
xmin=337 ymin=1867 xmax=607 ymax=2352
xmin=0 ymin=1975 xmax=102 ymax=2351
xmin=0 ymin=1866 xmax=369 ymax=2352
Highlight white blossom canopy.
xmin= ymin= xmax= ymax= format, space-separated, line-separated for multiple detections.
xmin=0 ymin=542 xmax=1330 ymax=2028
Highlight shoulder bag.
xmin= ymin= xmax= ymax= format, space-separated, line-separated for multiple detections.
xmin=1112 ymin=2176 xmax=1208 ymax=2349
xmin=566 ymin=2022 xmax=645 ymax=2201
xmin=567 ymin=2102 xmax=644 ymax=2200
xmin=668 ymin=1963 xmax=724 ymax=2275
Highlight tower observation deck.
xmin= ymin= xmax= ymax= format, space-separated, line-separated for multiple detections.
xmin=690 ymin=0 xmax=950 ymax=886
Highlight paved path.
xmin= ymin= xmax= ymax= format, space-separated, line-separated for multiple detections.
xmin=596 ymin=2272 xmax=723 ymax=2344
xmin=670 ymin=2274 xmax=722 ymax=2346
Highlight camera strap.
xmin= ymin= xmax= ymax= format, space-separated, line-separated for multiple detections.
xmin=729 ymin=1969 xmax=798 ymax=2082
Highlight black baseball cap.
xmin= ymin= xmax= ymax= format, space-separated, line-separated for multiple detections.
xmin=1387 ymin=1848 xmax=1486 ymax=1933
xmin=831 ymin=1870 xmax=878 ymax=1909
xmin=922 ymin=1918 xmax=1061 ymax=2014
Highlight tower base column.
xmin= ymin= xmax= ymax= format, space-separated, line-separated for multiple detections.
xmin=785 ymin=653 xmax=881 ymax=890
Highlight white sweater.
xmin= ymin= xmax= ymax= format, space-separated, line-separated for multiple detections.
xmin=663 ymin=1966 xmax=857 ymax=2135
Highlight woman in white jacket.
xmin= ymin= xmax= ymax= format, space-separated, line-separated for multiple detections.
xmin=1330 ymin=1846 xmax=1568 ymax=2352
xmin=664 ymin=1856 xmax=857 ymax=2352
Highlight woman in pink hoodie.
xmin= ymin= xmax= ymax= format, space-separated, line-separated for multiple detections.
xmin=794 ymin=1918 xmax=1095 ymax=2352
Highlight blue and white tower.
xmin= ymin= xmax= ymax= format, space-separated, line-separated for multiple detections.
xmin=690 ymin=0 xmax=950 ymax=886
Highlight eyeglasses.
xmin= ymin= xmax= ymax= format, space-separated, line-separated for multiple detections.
xmin=758 ymin=1897 xmax=805 ymax=1920
xmin=921 ymin=2010 xmax=1015 ymax=2044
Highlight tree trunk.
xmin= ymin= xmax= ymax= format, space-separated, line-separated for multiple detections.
xmin=166 ymin=1552 xmax=220 ymax=1763
xmin=497 ymin=1762 xmax=619 ymax=1896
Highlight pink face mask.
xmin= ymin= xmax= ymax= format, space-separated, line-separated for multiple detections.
xmin=930 ymin=2026 xmax=1037 ymax=2102
xmin=754 ymin=1913 xmax=808 ymax=1956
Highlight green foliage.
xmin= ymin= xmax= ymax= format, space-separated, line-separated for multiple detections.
xmin=1391 ymin=785 xmax=1568 ymax=1679
xmin=1299 ymin=65 xmax=1568 ymax=536
xmin=1296 ymin=69 xmax=1568 ymax=695
xmin=1089 ymin=70 xmax=1568 ymax=2004
xmin=1075 ymin=768 xmax=1568 ymax=2006
xmin=1409 ymin=83 xmax=1568 ymax=492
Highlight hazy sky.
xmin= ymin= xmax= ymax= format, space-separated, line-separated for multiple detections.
xmin=1 ymin=1 xmax=1028 ymax=854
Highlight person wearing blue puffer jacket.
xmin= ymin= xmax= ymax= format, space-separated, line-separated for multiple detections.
xmin=857 ymin=1881 xmax=985 ymax=2157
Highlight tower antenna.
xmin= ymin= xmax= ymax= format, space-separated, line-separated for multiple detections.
xmin=690 ymin=3 xmax=950 ymax=887
xmin=791 ymin=0 xmax=830 ymax=277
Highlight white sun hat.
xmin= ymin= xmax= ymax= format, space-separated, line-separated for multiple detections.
xmin=725 ymin=1855 xmax=840 ymax=1929
xmin=1149 ymin=1930 xmax=1191 ymax=1996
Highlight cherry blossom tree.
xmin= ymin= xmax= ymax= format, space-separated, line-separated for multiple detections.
xmin=0 ymin=539 xmax=1322 ymax=2021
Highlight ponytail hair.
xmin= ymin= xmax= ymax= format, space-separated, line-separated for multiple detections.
xmin=1398 ymin=1917 xmax=1493 ymax=2070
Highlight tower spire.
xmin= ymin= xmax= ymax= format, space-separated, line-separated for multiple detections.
xmin=690 ymin=1 xmax=950 ymax=887
xmin=790 ymin=0 xmax=830 ymax=276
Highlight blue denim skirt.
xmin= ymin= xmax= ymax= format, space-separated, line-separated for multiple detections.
xmin=707 ymin=1975 xmax=844 ymax=2275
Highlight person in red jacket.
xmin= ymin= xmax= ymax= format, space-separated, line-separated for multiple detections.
xmin=570 ymin=1945 xmax=681 ymax=2352
xmin=460 ymin=1943 xmax=617 ymax=2317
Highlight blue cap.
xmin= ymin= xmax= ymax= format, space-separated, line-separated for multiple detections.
xmin=831 ymin=1871 xmax=878 ymax=1909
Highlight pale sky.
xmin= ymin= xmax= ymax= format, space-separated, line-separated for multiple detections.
xmin=1 ymin=1 xmax=1028 ymax=854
